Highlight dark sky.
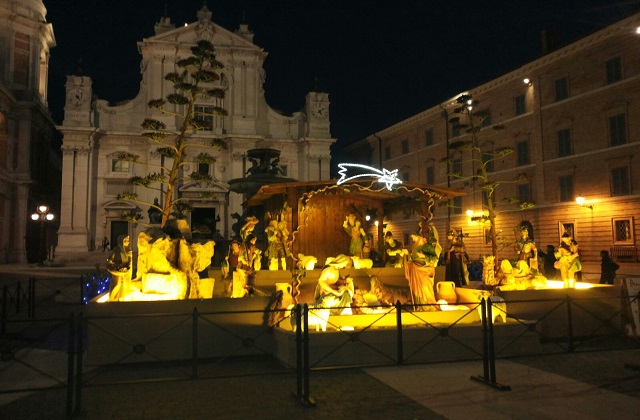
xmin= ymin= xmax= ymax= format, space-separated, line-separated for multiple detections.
xmin=44 ymin=0 xmax=640 ymax=160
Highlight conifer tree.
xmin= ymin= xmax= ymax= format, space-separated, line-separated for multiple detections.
xmin=441 ymin=94 xmax=533 ymax=265
xmin=117 ymin=40 xmax=228 ymax=228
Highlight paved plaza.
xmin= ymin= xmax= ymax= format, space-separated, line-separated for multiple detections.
xmin=1 ymin=254 xmax=640 ymax=419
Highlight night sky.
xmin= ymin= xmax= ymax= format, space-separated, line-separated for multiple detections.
xmin=44 ymin=0 xmax=639 ymax=165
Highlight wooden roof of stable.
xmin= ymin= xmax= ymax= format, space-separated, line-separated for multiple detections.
xmin=244 ymin=178 xmax=463 ymax=210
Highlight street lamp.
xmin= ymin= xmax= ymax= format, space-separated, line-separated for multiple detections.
xmin=31 ymin=204 xmax=54 ymax=265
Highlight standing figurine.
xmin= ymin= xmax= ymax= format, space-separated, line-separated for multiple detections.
xmin=555 ymin=232 xmax=581 ymax=288
xmin=266 ymin=219 xmax=289 ymax=270
xmin=343 ymin=213 xmax=365 ymax=258
xmin=232 ymin=234 xmax=262 ymax=298
xmin=515 ymin=223 xmax=538 ymax=271
xmin=404 ymin=224 xmax=442 ymax=310
xmin=445 ymin=230 xmax=470 ymax=287
xmin=107 ymin=235 xmax=132 ymax=301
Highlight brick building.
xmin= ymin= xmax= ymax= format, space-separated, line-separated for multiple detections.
xmin=346 ymin=12 xmax=640 ymax=263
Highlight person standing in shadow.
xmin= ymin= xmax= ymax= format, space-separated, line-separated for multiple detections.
xmin=539 ymin=245 xmax=559 ymax=280
xmin=600 ymin=250 xmax=620 ymax=285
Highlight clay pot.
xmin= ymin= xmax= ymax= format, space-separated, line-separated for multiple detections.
xmin=436 ymin=281 xmax=457 ymax=304
xmin=275 ymin=282 xmax=294 ymax=309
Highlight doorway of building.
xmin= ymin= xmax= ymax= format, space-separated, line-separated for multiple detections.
xmin=191 ymin=207 xmax=218 ymax=240
xmin=110 ymin=221 xmax=129 ymax=251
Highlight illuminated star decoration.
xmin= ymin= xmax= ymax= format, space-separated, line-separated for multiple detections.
xmin=337 ymin=163 xmax=403 ymax=191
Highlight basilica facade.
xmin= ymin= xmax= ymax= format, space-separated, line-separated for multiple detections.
xmin=57 ymin=6 xmax=334 ymax=255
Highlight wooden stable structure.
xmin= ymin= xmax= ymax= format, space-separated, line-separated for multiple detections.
xmin=245 ymin=179 xmax=462 ymax=266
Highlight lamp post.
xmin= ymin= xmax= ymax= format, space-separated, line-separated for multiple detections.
xmin=31 ymin=204 xmax=54 ymax=265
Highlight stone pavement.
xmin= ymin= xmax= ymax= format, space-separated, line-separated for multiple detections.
xmin=1 ymin=255 xmax=640 ymax=419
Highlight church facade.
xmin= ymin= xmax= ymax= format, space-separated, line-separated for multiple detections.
xmin=57 ymin=6 xmax=334 ymax=254
xmin=0 ymin=0 xmax=59 ymax=263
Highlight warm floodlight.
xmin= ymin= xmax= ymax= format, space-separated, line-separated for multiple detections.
xmin=576 ymin=195 xmax=595 ymax=210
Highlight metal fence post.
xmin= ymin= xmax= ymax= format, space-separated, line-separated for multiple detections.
xmin=1 ymin=285 xmax=7 ymax=335
xmin=294 ymin=304 xmax=302 ymax=401
xmin=192 ymin=307 xmax=199 ymax=379
xmin=396 ymin=300 xmax=404 ymax=365
xmin=15 ymin=280 xmax=21 ymax=314
xmin=566 ymin=294 xmax=574 ymax=353
xmin=487 ymin=299 xmax=496 ymax=382
xmin=28 ymin=277 xmax=36 ymax=318
xmin=302 ymin=303 xmax=314 ymax=406
xmin=75 ymin=312 xmax=84 ymax=417
xmin=66 ymin=312 xmax=76 ymax=419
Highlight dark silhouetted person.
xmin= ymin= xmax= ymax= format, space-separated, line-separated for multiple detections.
xmin=600 ymin=250 xmax=620 ymax=285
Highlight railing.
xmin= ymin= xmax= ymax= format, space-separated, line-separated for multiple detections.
xmin=1 ymin=278 xmax=36 ymax=333
xmin=1 ymin=290 xmax=639 ymax=417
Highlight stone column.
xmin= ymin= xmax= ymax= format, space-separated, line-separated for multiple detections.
xmin=56 ymin=134 xmax=95 ymax=254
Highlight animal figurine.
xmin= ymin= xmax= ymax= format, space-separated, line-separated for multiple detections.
xmin=351 ymin=256 xmax=373 ymax=269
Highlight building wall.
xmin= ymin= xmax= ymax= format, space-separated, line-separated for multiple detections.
xmin=347 ymin=12 xmax=640 ymax=263
xmin=56 ymin=7 xmax=334 ymax=254
xmin=0 ymin=0 xmax=59 ymax=263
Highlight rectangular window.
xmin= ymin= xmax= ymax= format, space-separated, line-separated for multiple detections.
xmin=194 ymin=105 xmax=214 ymax=131
xmin=384 ymin=146 xmax=391 ymax=160
xmin=111 ymin=159 xmax=130 ymax=173
xmin=452 ymin=158 xmax=462 ymax=175
xmin=559 ymin=222 xmax=576 ymax=242
xmin=609 ymin=114 xmax=627 ymax=146
xmin=555 ymin=77 xmax=569 ymax=101
xmin=426 ymin=165 xmax=435 ymax=184
xmin=557 ymin=128 xmax=572 ymax=157
xmin=13 ymin=33 xmax=29 ymax=86
xmin=484 ymin=228 xmax=492 ymax=245
xmin=198 ymin=163 xmax=210 ymax=175
xmin=516 ymin=140 xmax=529 ymax=166
xmin=403 ymin=172 xmax=410 ymax=182
xmin=451 ymin=119 xmax=461 ymax=137
xmin=559 ymin=175 xmax=574 ymax=202
xmin=613 ymin=217 xmax=634 ymax=244
xmin=477 ymin=108 xmax=492 ymax=127
xmin=515 ymin=94 xmax=526 ymax=116
xmin=452 ymin=196 xmax=462 ymax=215
xmin=401 ymin=139 xmax=409 ymax=154
xmin=483 ymin=152 xmax=494 ymax=172
xmin=517 ymin=183 xmax=531 ymax=203
xmin=611 ymin=166 xmax=630 ymax=196
xmin=606 ymin=57 xmax=622 ymax=84
xmin=425 ymin=128 xmax=434 ymax=146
